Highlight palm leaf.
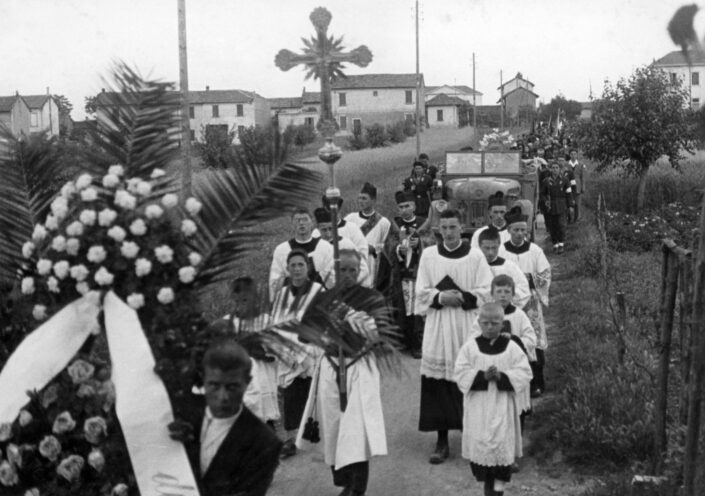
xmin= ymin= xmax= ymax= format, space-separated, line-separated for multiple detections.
xmin=0 ymin=128 xmax=66 ymax=287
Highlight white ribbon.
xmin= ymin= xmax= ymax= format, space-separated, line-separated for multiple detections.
xmin=0 ymin=291 xmax=200 ymax=496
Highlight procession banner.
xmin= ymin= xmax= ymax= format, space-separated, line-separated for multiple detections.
xmin=104 ymin=291 xmax=200 ymax=496
xmin=0 ymin=292 xmax=100 ymax=424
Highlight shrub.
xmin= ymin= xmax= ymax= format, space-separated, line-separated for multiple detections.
xmin=365 ymin=123 xmax=388 ymax=148
xmin=284 ymin=124 xmax=316 ymax=151
xmin=347 ymin=128 xmax=367 ymax=150
xmin=403 ymin=119 xmax=416 ymax=137
xmin=195 ymin=124 xmax=236 ymax=168
xmin=386 ymin=121 xmax=407 ymax=144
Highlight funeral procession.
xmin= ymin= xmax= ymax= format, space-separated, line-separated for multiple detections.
xmin=3 ymin=1 xmax=705 ymax=495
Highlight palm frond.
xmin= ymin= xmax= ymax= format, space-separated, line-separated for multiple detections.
xmin=84 ymin=62 xmax=182 ymax=179
xmin=0 ymin=128 xmax=66 ymax=286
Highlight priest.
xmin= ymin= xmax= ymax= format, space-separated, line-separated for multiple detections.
xmin=415 ymin=208 xmax=493 ymax=464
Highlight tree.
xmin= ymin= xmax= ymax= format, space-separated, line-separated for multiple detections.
xmin=537 ymin=94 xmax=583 ymax=123
xmin=575 ymin=65 xmax=695 ymax=210
xmin=53 ymin=94 xmax=73 ymax=137
xmin=84 ymin=95 xmax=98 ymax=117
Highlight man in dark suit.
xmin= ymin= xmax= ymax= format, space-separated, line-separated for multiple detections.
xmin=169 ymin=340 xmax=282 ymax=496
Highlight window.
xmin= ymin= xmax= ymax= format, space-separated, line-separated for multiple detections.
xmin=373 ymin=90 xmax=378 ymax=97
xmin=670 ymin=73 xmax=678 ymax=85
xmin=339 ymin=93 xmax=347 ymax=107
xmin=212 ymin=105 xmax=219 ymax=117
xmin=305 ymin=117 xmax=314 ymax=127
xmin=189 ymin=106 xmax=194 ymax=119
xmin=405 ymin=90 xmax=413 ymax=104
xmin=237 ymin=125 xmax=245 ymax=136
xmin=437 ymin=109 xmax=444 ymax=122
xmin=693 ymin=98 xmax=700 ymax=109
xmin=190 ymin=129 xmax=195 ymax=141
xmin=236 ymin=104 xmax=244 ymax=116
xmin=30 ymin=111 xmax=39 ymax=127
xmin=693 ymin=72 xmax=700 ymax=86
xmin=339 ymin=115 xmax=347 ymax=130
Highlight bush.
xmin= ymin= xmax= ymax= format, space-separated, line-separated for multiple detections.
xmin=386 ymin=121 xmax=407 ymax=144
xmin=365 ymin=123 xmax=388 ymax=148
xmin=347 ymin=128 xmax=367 ymax=150
xmin=403 ymin=119 xmax=416 ymax=137
xmin=195 ymin=125 xmax=236 ymax=169
xmin=284 ymin=124 xmax=316 ymax=151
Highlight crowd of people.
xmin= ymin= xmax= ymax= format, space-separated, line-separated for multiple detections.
xmin=168 ymin=148 xmax=587 ymax=496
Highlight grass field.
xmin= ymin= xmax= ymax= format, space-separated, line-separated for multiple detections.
xmin=197 ymin=127 xmax=479 ymax=317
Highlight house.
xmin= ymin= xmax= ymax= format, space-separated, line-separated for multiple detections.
xmin=330 ymin=73 xmax=424 ymax=135
xmin=426 ymin=85 xmax=483 ymax=105
xmin=497 ymin=72 xmax=538 ymax=125
xmin=95 ymin=86 xmax=271 ymax=144
xmin=653 ymin=50 xmax=705 ymax=109
xmin=23 ymin=94 xmax=60 ymax=137
xmin=425 ymin=94 xmax=467 ymax=127
xmin=0 ymin=94 xmax=31 ymax=137
xmin=268 ymin=89 xmax=320 ymax=129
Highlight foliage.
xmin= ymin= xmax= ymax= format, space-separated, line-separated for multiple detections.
xmin=194 ymin=124 xmax=237 ymax=169
xmin=386 ymin=121 xmax=407 ymax=144
xmin=403 ymin=118 xmax=417 ymax=137
xmin=52 ymin=95 xmax=74 ymax=137
xmin=84 ymin=96 xmax=97 ymax=118
xmin=575 ymin=65 xmax=695 ymax=210
xmin=364 ymin=123 xmax=387 ymax=148
xmin=537 ymin=94 xmax=583 ymax=122
xmin=347 ymin=128 xmax=367 ymax=150
xmin=283 ymin=124 xmax=316 ymax=151
xmin=478 ymin=128 xmax=516 ymax=150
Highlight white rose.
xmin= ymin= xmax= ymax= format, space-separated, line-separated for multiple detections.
xmin=32 ymin=224 xmax=48 ymax=242
xmin=150 ymin=168 xmax=166 ymax=179
xmin=185 ymin=197 xmax=202 ymax=215
xmin=161 ymin=193 xmax=178 ymax=208
xmin=80 ymin=187 xmax=98 ymax=202
xmin=21 ymin=277 xmax=35 ymax=295
xmin=52 ymin=411 xmax=77 ymax=435
xmin=134 ymin=258 xmax=152 ymax=277
xmin=75 ymin=282 xmax=90 ymax=295
xmin=120 ymin=241 xmax=140 ymax=259
xmin=66 ymin=237 xmax=80 ymax=256
xmin=145 ymin=204 xmax=163 ymax=219
xmin=114 ymin=190 xmax=137 ymax=210
xmin=87 ymin=246 xmax=107 ymax=264
xmin=51 ymin=235 xmax=66 ymax=252
xmin=70 ymin=264 xmax=89 ymax=281
xmin=129 ymin=218 xmax=147 ymax=236
xmin=79 ymin=209 xmax=97 ymax=226
xmin=126 ymin=178 xmax=141 ymax=194
xmin=22 ymin=241 xmax=34 ymax=259
xmin=47 ymin=276 xmax=60 ymax=293
xmin=32 ymin=305 xmax=47 ymax=321
xmin=157 ymin=287 xmax=175 ymax=304
xmin=108 ymin=164 xmax=124 ymax=176
xmin=107 ymin=225 xmax=127 ymax=242
xmin=98 ymin=208 xmax=118 ymax=227
xmin=188 ymin=252 xmax=202 ymax=266
xmin=50 ymin=196 xmax=69 ymax=219
xmin=0 ymin=460 xmax=18 ymax=487
xmin=126 ymin=293 xmax=145 ymax=309
xmin=111 ymin=483 xmax=129 ymax=496
xmin=0 ymin=423 xmax=12 ymax=441
xmin=36 ymin=259 xmax=52 ymax=276
xmin=53 ymin=260 xmax=70 ymax=280
xmin=18 ymin=410 xmax=32 ymax=427
xmin=178 ymin=266 xmax=196 ymax=284
xmin=24 ymin=488 xmax=39 ymax=496
xmin=181 ymin=219 xmax=197 ymax=237
xmin=87 ymin=449 xmax=105 ymax=472
xmin=136 ymin=181 xmax=152 ymax=196
xmin=102 ymin=174 xmax=120 ymax=188
xmin=75 ymin=173 xmax=93 ymax=190
xmin=94 ymin=267 xmax=114 ymax=286
xmin=66 ymin=221 xmax=84 ymax=237
xmin=44 ymin=214 xmax=59 ymax=231
xmin=154 ymin=245 xmax=174 ymax=264
xmin=60 ymin=181 xmax=76 ymax=198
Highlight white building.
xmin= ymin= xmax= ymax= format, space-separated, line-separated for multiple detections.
xmin=653 ymin=50 xmax=705 ymax=109
xmin=24 ymin=95 xmax=60 ymax=137
xmin=426 ymin=85 xmax=483 ymax=105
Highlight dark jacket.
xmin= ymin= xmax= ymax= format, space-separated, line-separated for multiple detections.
xmin=540 ymin=173 xmax=573 ymax=216
xmin=393 ymin=215 xmax=426 ymax=280
xmin=403 ymin=173 xmax=433 ymax=215
xmin=181 ymin=397 xmax=283 ymax=496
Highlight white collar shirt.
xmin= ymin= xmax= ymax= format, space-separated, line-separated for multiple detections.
xmin=199 ymin=406 xmax=242 ymax=474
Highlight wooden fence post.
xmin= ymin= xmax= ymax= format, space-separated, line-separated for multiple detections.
xmin=654 ymin=242 xmax=680 ymax=475
xmin=616 ymin=292 xmax=626 ymax=365
xmin=679 ymin=249 xmax=694 ymax=426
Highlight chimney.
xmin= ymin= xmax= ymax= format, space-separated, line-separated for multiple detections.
xmin=101 ymin=88 xmax=106 ymax=93
xmin=46 ymin=86 xmax=50 ymax=95
xmin=206 ymin=85 xmax=210 ymax=91
xmin=15 ymin=90 xmax=19 ymax=96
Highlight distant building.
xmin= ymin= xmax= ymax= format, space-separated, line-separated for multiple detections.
xmin=653 ymin=50 xmax=705 ymax=109
xmin=579 ymin=101 xmax=593 ymax=120
xmin=268 ymin=89 xmax=320 ymax=129
xmin=0 ymin=94 xmax=31 ymax=137
xmin=331 ymin=73 xmax=424 ymax=135
xmin=426 ymin=85 xmax=483 ymax=105
xmin=497 ymin=72 xmax=538 ymax=126
xmin=23 ymin=94 xmax=60 ymax=137
xmin=425 ymin=94 xmax=467 ymax=127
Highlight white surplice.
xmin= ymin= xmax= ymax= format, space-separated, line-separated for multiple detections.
xmin=345 ymin=211 xmax=391 ymax=287
xmin=296 ymin=356 xmax=387 ymax=470
xmin=415 ymin=243 xmax=493 ymax=380
xmin=487 ymin=256 xmax=531 ymax=309
xmin=269 ymin=237 xmax=335 ymax=300
xmin=454 ymin=337 xmax=532 ymax=466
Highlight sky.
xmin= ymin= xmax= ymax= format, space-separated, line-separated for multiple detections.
xmin=0 ymin=0 xmax=700 ymax=120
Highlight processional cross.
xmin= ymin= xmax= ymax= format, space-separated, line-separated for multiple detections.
xmin=275 ymin=7 xmax=373 ymax=136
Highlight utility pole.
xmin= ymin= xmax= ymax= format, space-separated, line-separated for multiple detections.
xmin=178 ymin=0 xmax=192 ymax=197
xmin=415 ymin=0 xmax=421 ymax=158
xmin=500 ymin=70 xmax=504 ymax=130
xmin=472 ymin=53 xmax=477 ymax=129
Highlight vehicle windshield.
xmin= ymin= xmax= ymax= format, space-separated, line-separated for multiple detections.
xmin=484 ymin=153 xmax=520 ymax=174
xmin=445 ymin=152 xmax=520 ymax=175
xmin=446 ymin=152 xmax=482 ymax=174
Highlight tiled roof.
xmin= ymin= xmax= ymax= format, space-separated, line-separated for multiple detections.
xmin=95 ymin=89 xmax=258 ymax=106
xmin=0 ymin=96 xmax=19 ymax=112
xmin=427 ymin=84 xmax=482 ymax=95
xmin=269 ymin=97 xmax=302 ymax=109
xmin=426 ymin=94 xmax=467 ymax=106
xmin=498 ymin=72 xmax=535 ymax=90
xmin=23 ymin=95 xmax=51 ymax=109
xmin=653 ymin=50 xmax=705 ymax=66
xmin=302 ymin=91 xmax=321 ymax=103
xmin=497 ymin=86 xmax=539 ymax=103
xmin=331 ymin=73 xmax=420 ymax=89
